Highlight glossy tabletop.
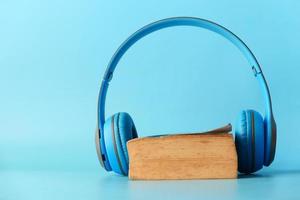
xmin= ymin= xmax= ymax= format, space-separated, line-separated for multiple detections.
xmin=2 ymin=168 xmax=299 ymax=200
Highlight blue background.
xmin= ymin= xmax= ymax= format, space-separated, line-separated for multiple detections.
xmin=1 ymin=0 xmax=300 ymax=199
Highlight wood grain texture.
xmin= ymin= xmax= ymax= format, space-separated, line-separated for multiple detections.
xmin=127 ymin=133 xmax=237 ymax=180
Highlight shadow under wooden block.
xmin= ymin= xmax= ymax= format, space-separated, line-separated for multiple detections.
xmin=127 ymin=133 xmax=237 ymax=180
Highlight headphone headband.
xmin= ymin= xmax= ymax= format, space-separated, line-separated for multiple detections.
xmin=97 ymin=17 xmax=274 ymax=170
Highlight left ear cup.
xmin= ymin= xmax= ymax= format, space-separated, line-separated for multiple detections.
xmin=235 ymin=110 xmax=265 ymax=174
xmin=103 ymin=112 xmax=138 ymax=175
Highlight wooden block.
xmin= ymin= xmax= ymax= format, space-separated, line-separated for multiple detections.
xmin=127 ymin=132 xmax=237 ymax=180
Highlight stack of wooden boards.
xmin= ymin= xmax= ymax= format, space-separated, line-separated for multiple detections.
xmin=127 ymin=124 xmax=237 ymax=180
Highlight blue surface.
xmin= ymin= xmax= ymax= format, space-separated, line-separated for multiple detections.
xmin=1 ymin=169 xmax=300 ymax=200
xmin=1 ymin=0 xmax=300 ymax=199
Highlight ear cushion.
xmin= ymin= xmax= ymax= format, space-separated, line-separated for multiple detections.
xmin=103 ymin=112 xmax=138 ymax=175
xmin=235 ymin=110 xmax=264 ymax=174
xmin=116 ymin=112 xmax=138 ymax=165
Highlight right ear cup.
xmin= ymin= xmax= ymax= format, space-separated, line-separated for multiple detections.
xmin=235 ymin=110 xmax=265 ymax=174
xmin=103 ymin=112 xmax=138 ymax=175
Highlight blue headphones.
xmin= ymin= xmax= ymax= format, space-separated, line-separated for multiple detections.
xmin=95 ymin=17 xmax=277 ymax=176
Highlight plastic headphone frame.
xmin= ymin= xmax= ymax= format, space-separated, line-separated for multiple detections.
xmin=95 ymin=17 xmax=276 ymax=172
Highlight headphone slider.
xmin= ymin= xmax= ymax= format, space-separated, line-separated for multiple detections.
xmin=252 ymin=66 xmax=261 ymax=77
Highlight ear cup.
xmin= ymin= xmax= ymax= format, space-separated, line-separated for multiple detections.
xmin=235 ymin=110 xmax=264 ymax=174
xmin=264 ymin=116 xmax=277 ymax=166
xmin=103 ymin=112 xmax=138 ymax=175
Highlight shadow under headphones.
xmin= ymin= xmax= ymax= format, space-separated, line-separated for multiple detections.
xmin=95 ymin=17 xmax=277 ymax=176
